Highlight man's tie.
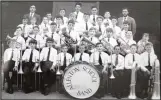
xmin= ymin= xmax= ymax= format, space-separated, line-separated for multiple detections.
xmin=107 ymin=38 xmax=110 ymax=42
xmin=148 ymin=53 xmax=150 ymax=66
xmin=23 ymin=25 xmax=26 ymax=32
xmin=63 ymin=53 xmax=66 ymax=67
xmin=93 ymin=15 xmax=96 ymax=22
xmin=47 ymin=47 xmax=51 ymax=61
xmin=76 ymin=12 xmax=78 ymax=19
xmin=79 ymin=53 xmax=83 ymax=61
xmin=115 ymin=54 xmax=118 ymax=66
xmin=29 ymin=50 xmax=33 ymax=62
xmin=99 ymin=26 xmax=101 ymax=32
xmin=99 ymin=52 xmax=102 ymax=65
xmin=30 ymin=13 xmax=33 ymax=17
xmin=86 ymin=22 xmax=88 ymax=30
xmin=10 ymin=49 xmax=14 ymax=60
xmin=133 ymin=54 xmax=135 ymax=62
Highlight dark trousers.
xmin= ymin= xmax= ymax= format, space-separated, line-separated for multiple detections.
xmin=4 ymin=60 xmax=17 ymax=91
xmin=136 ymin=69 xmax=150 ymax=98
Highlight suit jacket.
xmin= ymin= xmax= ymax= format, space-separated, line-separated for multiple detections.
xmin=24 ymin=13 xmax=41 ymax=25
xmin=118 ymin=16 xmax=136 ymax=35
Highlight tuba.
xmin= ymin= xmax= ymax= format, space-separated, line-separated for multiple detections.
xmin=128 ymin=61 xmax=137 ymax=99
xmin=151 ymin=59 xmax=160 ymax=99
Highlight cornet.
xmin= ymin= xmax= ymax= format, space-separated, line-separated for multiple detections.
xmin=128 ymin=61 xmax=137 ymax=99
xmin=110 ymin=64 xmax=115 ymax=79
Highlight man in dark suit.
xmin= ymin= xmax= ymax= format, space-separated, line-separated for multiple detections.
xmin=24 ymin=5 xmax=41 ymax=25
xmin=118 ymin=8 xmax=136 ymax=36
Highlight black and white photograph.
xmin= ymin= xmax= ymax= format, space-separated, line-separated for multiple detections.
xmin=1 ymin=1 xmax=160 ymax=99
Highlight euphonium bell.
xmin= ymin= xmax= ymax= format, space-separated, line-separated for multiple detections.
xmin=151 ymin=59 xmax=160 ymax=100
xmin=56 ymin=60 xmax=62 ymax=75
xmin=37 ymin=65 xmax=42 ymax=73
xmin=18 ymin=65 xmax=24 ymax=74
xmin=110 ymin=64 xmax=115 ymax=79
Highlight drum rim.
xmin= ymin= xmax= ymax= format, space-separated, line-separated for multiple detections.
xmin=62 ymin=61 xmax=101 ymax=99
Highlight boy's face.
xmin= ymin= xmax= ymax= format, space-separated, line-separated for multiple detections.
xmin=91 ymin=8 xmax=97 ymax=15
xmin=33 ymin=28 xmax=39 ymax=34
xmin=29 ymin=43 xmax=36 ymax=49
xmin=79 ymin=46 xmax=85 ymax=53
xmin=123 ymin=24 xmax=129 ymax=29
xmin=60 ymin=10 xmax=66 ymax=16
xmin=104 ymin=12 xmax=111 ymax=18
xmin=114 ymin=46 xmax=120 ymax=54
xmin=69 ymin=14 xmax=76 ymax=21
xmin=106 ymin=32 xmax=112 ymax=38
xmin=130 ymin=46 xmax=137 ymax=54
xmin=50 ymin=25 xmax=57 ymax=32
xmin=97 ymin=44 xmax=103 ymax=52
xmin=15 ymin=28 xmax=22 ymax=36
xmin=97 ymin=18 xmax=103 ymax=25
xmin=122 ymin=9 xmax=129 ymax=17
xmin=143 ymin=35 xmax=149 ymax=41
xmin=62 ymin=46 xmax=68 ymax=53
xmin=83 ymin=15 xmax=89 ymax=22
xmin=112 ymin=19 xmax=117 ymax=25
xmin=68 ymin=23 xmax=74 ymax=30
xmin=22 ymin=19 xmax=28 ymax=24
xmin=125 ymin=31 xmax=132 ymax=39
xmin=89 ymin=29 xmax=95 ymax=36
xmin=75 ymin=5 xmax=81 ymax=12
xmin=56 ymin=18 xmax=62 ymax=24
xmin=43 ymin=17 xmax=48 ymax=24
xmin=145 ymin=45 xmax=152 ymax=53
xmin=47 ymin=42 xmax=53 ymax=47
xmin=9 ymin=42 xmax=16 ymax=49
xmin=47 ymin=13 xmax=52 ymax=20
xmin=30 ymin=6 xmax=36 ymax=13
xmin=31 ymin=18 xmax=36 ymax=24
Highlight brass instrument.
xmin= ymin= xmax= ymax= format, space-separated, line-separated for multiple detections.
xmin=56 ymin=60 xmax=62 ymax=75
xmin=110 ymin=54 xmax=115 ymax=79
xmin=128 ymin=61 xmax=137 ymax=99
xmin=62 ymin=32 xmax=77 ymax=44
xmin=100 ymin=37 xmax=114 ymax=53
xmin=81 ymin=37 xmax=96 ymax=51
xmin=151 ymin=59 xmax=160 ymax=99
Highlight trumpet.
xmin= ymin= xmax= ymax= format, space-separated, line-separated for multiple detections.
xmin=151 ymin=59 xmax=160 ymax=99
xmin=56 ymin=60 xmax=62 ymax=75
xmin=18 ymin=50 xmax=24 ymax=74
xmin=128 ymin=61 xmax=137 ymax=99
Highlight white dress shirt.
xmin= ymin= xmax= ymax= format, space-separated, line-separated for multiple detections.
xmin=51 ymin=32 xmax=61 ymax=47
xmin=90 ymin=51 xmax=109 ymax=65
xmin=74 ymin=11 xmax=84 ymax=23
xmin=89 ymin=14 xmax=98 ymax=25
xmin=103 ymin=19 xmax=113 ymax=28
xmin=57 ymin=52 xmax=72 ymax=66
xmin=22 ymin=48 xmax=39 ymax=63
xmin=139 ymin=51 xmax=157 ymax=71
xmin=112 ymin=25 xmax=121 ymax=39
xmin=26 ymin=34 xmax=45 ymax=49
xmin=12 ymin=36 xmax=26 ymax=50
xmin=72 ymin=52 xmax=90 ymax=63
xmin=40 ymin=47 xmax=57 ymax=66
xmin=66 ymin=29 xmax=80 ymax=42
xmin=110 ymin=54 xmax=124 ymax=70
xmin=17 ymin=24 xmax=31 ymax=37
xmin=79 ymin=21 xmax=93 ymax=32
xmin=95 ymin=24 xmax=106 ymax=34
xmin=39 ymin=23 xmax=52 ymax=35
xmin=102 ymin=37 xmax=118 ymax=48
xmin=54 ymin=17 xmax=68 ymax=24
xmin=3 ymin=48 xmax=20 ymax=67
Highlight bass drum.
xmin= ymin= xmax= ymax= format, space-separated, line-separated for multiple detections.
xmin=63 ymin=61 xmax=100 ymax=99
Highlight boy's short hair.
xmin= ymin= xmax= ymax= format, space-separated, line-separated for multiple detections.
xmin=59 ymin=8 xmax=66 ymax=12
xmin=122 ymin=7 xmax=129 ymax=11
xmin=50 ymin=22 xmax=57 ymax=26
xmin=123 ymin=21 xmax=130 ymax=25
xmin=46 ymin=12 xmax=51 ymax=15
xmin=96 ymin=15 xmax=104 ymax=20
xmin=106 ymin=28 xmax=113 ymax=33
xmin=33 ymin=26 xmax=39 ymax=30
xmin=111 ymin=16 xmax=117 ymax=20
xmin=114 ymin=45 xmax=120 ymax=49
xmin=145 ymin=42 xmax=153 ymax=47
xmin=84 ymin=12 xmax=90 ymax=16
xmin=55 ymin=15 xmax=63 ymax=20
xmin=16 ymin=26 xmax=22 ymax=30
xmin=143 ymin=33 xmax=149 ymax=37
xmin=91 ymin=6 xmax=97 ymax=9
xmin=29 ymin=39 xmax=37 ymax=44
xmin=79 ymin=44 xmax=86 ymax=48
xmin=89 ymin=27 xmax=96 ymax=31
xmin=96 ymin=42 xmax=103 ymax=46
xmin=68 ymin=20 xmax=75 ymax=25
xmin=130 ymin=44 xmax=138 ymax=48
xmin=61 ymin=44 xmax=68 ymax=48
xmin=75 ymin=2 xmax=82 ymax=7
xmin=46 ymin=38 xmax=54 ymax=43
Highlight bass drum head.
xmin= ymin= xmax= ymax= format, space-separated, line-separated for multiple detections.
xmin=63 ymin=61 xmax=100 ymax=99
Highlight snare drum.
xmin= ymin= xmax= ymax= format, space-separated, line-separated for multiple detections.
xmin=63 ymin=61 xmax=100 ymax=99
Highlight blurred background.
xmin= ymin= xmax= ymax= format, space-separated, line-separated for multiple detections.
xmin=1 ymin=1 xmax=160 ymax=60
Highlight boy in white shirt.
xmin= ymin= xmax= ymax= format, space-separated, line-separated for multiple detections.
xmin=55 ymin=15 xmax=67 ymax=34
xmin=40 ymin=38 xmax=57 ymax=95
xmin=73 ymin=2 xmax=84 ymax=23
xmin=90 ymin=6 xmax=98 ymax=26
xmin=54 ymin=9 xmax=68 ymax=24
xmin=96 ymin=16 xmax=105 ymax=34
xmin=46 ymin=12 xmax=53 ymax=24
xmin=103 ymin=11 xmax=112 ymax=28
xmin=111 ymin=16 xmax=121 ymax=39
xmin=3 ymin=41 xmax=20 ymax=94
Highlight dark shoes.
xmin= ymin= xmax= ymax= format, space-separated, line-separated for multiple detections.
xmin=6 ymin=88 xmax=13 ymax=94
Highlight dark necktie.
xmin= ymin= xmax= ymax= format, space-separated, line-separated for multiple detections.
xmin=148 ymin=53 xmax=150 ymax=66
xmin=23 ymin=25 xmax=26 ymax=32
xmin=108 ymin=38 xmax=110 ymax=42
xmin=79 ymin=53 xmax=83 ymax=61
xmin=76 ymin=12 xmax=78 ymax=19
xmin=29 ymin=50 xmax=33 ymax=62
xmin=99 ymin=26 xmax=101 ymax=32
xmin=133 ymin=54 xmax=135 ymax=62
xmin=99 ymin=52 xmax=102 ymax=65
xmin=10 ymin=49 xmax=14 ymax=60
xmin=86 ymin=22 xmax=88 ymax=30
xmin=93 ymin=15 xmax=95 ymax=22
xmin=47 ymin=48 xmax=51 ymax=61
xmin=115 ymin=54 xmax=118 ymax=66
xmin=63 ymin=53 xmax=66 ymax=67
